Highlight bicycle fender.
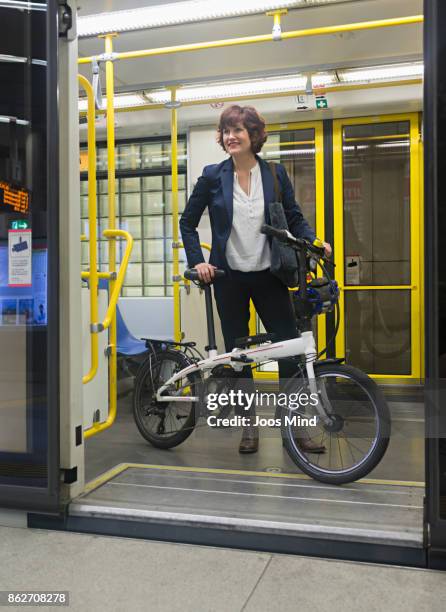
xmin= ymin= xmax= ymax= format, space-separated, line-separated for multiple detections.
xmin=314 ymin=358 xmax=345 ymax=366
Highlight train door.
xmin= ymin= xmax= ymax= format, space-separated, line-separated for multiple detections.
xmin=425 ymin=0 xmax=446 ymax=569
xmin=0 ymin=0 xmax=61 ymax=513
xmin=333 ymin=113 xmax=423 ymax=382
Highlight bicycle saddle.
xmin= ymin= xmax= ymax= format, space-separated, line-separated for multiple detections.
xmin=183 ymin=268 xmax=226 ymax=282
xmin=234 ymin=332 xmax=277 ymax=348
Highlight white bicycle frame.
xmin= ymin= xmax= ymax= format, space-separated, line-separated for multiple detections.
xmin=155 ymin=330 xmax=324 ymax=415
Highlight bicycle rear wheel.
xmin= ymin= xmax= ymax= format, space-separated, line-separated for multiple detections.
xmin=281 ymin=363 xmax=391 ymax=484
xmin=133 ymin=349 xmax=199 ymax=449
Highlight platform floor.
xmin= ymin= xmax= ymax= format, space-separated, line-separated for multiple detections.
xmin=80 ymin=394 xmax=425 ymax=550
xmin=1 ymin=526 xmax=444 ymax=612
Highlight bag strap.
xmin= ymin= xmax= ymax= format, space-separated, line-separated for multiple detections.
xmin=268 ymin=162 xmax=282 ymax=203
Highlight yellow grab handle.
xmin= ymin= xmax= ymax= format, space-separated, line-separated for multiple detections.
xmin=96 ymin=229 xmax=133 ymax=332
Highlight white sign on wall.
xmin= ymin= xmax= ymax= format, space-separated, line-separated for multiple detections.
xmin=8 ymin=229 xmax=32 ymax=287
xmin=345 ymin=255 xmax=360 ymax=285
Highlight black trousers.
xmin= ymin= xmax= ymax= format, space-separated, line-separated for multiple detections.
xmin=213 ymin=269 xmax=299 ymax=416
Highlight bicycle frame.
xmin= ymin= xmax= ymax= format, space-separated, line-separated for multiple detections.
xmin=155 ymin=330 xmax=320 ymax=409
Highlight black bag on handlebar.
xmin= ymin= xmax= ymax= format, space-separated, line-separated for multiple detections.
xmin=268 ymin=162 xmax=299 ymax=287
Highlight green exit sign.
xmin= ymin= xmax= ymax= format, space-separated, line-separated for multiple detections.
xmin=11 ymin=220 xmax=29 ymax=230
xmin=316 ymin=97 xmax=328 ymax=109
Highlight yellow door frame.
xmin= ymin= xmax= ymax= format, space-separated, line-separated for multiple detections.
xmin=332 ymin=112 xmax=423 ymax=383
xmin=251 ymin=120 xmax=326 ymax=381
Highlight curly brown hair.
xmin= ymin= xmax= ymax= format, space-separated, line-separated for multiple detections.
xmin=217 ymin=105 xmax=267 ymax=154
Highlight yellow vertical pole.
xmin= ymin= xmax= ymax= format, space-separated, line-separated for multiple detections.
xmin=104 ymin=33 xmax=118 ymax=424
xmin=409 ymin=113 xmax=421 ymax=379
xmin=78 ymin=75 xmax=99 ymax=384
xmin=418 ymin=113 xmax=425 ymax=381
xmin=170 ymin=87 xmax=181 ymax=342
xmin=332 ymin=119 xmax=346 ymax=360
xmin=249 ymin=302 xmax=256 ymax=336
xmin=314 ymin=121 xmax=327 ymax=355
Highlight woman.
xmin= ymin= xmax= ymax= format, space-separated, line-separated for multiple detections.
xmin=180 ymin=105 xmax=331 ymax=454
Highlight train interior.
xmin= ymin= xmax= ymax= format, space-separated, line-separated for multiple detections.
xmin=52 ymin=0 xmax=427 ymax=563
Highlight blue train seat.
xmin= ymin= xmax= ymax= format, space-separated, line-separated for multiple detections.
xmin=115 ymin=305 xmax=147 ymax=356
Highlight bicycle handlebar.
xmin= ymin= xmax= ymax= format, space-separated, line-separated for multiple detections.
xmin=261 ymin=224 xmax=294 ymax=243
xmin=260 ymin=224 xmax=325 ymax=257
xmin=184 ymin=268 xmax=226 ymax=282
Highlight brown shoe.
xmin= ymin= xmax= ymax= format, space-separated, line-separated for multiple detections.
xmin=295 ymin=436 xmax=326 ymax=454
xmin=239 ymin=427 xmax=259 ymax=454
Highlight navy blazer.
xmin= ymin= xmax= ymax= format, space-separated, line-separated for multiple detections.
xmin=179 ymin=155 xmax=316 ymax=271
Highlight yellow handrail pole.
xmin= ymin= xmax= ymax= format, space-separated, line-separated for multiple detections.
xmin=170 ymin=87 xmax=181 ymax=342
xmin=83 ymin=229 xmax=133 ymax=439
xmin=81 ymin=271 xmax=115 ymax=280
xmin=178 ymin=241 xmax=211 ymax=253
xmin=78 ymin=15 xmax=423 ymax=65
xmin=104 ymin=33 xmax=118 ymax=428
xmin=100 ymin=229 xmax=134 ymax=330
xmin=105 ymin=31 xmax=118 ymax=434
xmin=78 ymin=74 xmax=99 ymax=385
xmin=85 ymin=32 xmax=118 ymax=439
xmin=314 ymin=121 xmax=327 ymax=356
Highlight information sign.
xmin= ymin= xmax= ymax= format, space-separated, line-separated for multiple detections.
xmin=0 ymin=181 xmax=30 ymax=214
xmin=8 ymin=229 xmax=32 ymax=287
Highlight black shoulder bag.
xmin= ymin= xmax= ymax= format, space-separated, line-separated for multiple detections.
xmin=267 ymin=162 xmax=299 ymax=287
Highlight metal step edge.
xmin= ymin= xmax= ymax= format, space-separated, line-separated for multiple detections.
xmin=69 ymin=502 xmax=423 ymax=548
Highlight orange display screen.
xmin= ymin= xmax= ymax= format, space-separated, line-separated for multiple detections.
xmin=0 ymin=181 xmax=30 ymax=214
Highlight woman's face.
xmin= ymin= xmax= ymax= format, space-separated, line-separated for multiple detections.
xmin=222 ymin=122 xmax=252 ymax=156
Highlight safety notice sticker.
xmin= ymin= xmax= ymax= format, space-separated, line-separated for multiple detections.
xmin=8 ymin=229 xmax=32 ymax=287
xmin=345 ymin=255 xmax=360 ymax=285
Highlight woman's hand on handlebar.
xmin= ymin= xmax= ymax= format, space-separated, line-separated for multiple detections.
xmin=323 ymin=242 xmax=332 ymax=258
xmin=194 ymin=262 xmax=217 ymax=284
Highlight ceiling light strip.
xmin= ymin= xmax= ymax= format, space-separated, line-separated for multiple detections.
xmin=339 ymin=64 xmax=423 ymax=83
xmin=0 ymin=54 xmax=27 ymax=63
xmin=0 ymin=1 xmax=46 ymax=10
xmin=143 ymin=67 xmax=422 ymax=104
xmin=78 ymin=1 xmax=355 ymax=38
xmin=78 ymin=67 xmax=423 ymax=113
xmin=0 ymin=115 xmax=29 ymax=125
xmin=79 ymin=79 xmax=424 ymax=115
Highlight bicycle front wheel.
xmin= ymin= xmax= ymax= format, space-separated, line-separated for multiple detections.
xmin=281 ymin=363 xmax=391 ymax=485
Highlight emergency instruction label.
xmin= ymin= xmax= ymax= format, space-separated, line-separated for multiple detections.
xmin=8 ymin=229 xmax=32 ymax=287
xmin=345 ymin=254 xmax=360 ymax=285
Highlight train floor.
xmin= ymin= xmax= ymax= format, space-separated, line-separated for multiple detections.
xmin=73 ymin=385 xmax=426 ymax=561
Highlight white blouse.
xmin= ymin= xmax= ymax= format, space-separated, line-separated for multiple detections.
xmin=225 ymin=162 xmax=271 ymax=272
